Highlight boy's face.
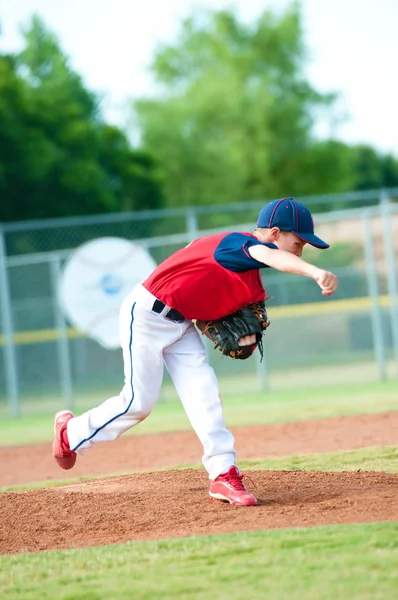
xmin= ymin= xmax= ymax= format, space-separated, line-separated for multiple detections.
xmin=275 ymin=231 xmax=307 ymax=257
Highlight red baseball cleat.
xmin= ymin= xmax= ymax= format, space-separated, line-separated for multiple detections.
xmin=53 ymin=410 xmax=77 ymax=470
xmin=209 ymin=466 xmax=257 ymax=506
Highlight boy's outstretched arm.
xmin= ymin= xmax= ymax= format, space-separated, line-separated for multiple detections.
xmin=249 ymin=245 xmax=338 ymax=296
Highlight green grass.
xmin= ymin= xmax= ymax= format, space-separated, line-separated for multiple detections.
xmin=240 ymin=445 xmax=398 ymax=474
xmin=1 ymin=379 xmax=398 ymax=446
xmin=1 ymin=522 xmax=397 ymax=599
xmin=2 ymin=445 xmax=397 ymax=492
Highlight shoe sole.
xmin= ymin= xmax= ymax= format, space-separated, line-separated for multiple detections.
xmin=53 ymin=410 xmax=76 ymax=470
xmin=209 ymin=491 xmax=257 ymax=506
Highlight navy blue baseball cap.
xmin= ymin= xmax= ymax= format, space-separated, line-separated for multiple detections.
xmin=256 ymin=198 xmax=329 ymax=249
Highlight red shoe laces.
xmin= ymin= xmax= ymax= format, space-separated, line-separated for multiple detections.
xmin=224 ymin=470 xmax=256 ymax=492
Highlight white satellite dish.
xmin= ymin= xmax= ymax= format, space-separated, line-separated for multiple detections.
xmin=58 ymin=237 xmax=157 ymax=349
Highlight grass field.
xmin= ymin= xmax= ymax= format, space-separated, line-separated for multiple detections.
xmin=1 ymin=379 xmax=398 ymax=446
xmin=1 ymin=380 xmax=397 ymax=599
xmin=1 ymin=355 xmax=396 ymax=421
xmin=1 ymin=522 xmax=397 ymax=599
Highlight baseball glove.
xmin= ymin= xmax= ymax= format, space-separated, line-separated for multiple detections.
xmin=195 ymin=300 xmax=271 ymax=360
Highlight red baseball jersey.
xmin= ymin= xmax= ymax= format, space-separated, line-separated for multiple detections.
xmin=143 ymin=232 xmax=277 ymax=321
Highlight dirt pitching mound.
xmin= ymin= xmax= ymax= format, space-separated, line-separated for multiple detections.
xmin=1 ymin=469 xmax=397 ymax=555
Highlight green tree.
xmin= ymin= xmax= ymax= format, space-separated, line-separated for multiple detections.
xmin=0 ymin=15 xmax=164 ymax=222
xmin=133 ymin=4 xmax=350 ymax=208
xmin=349 ymin=145 xmax=398 ymax=191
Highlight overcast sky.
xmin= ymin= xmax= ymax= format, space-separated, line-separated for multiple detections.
xmin=1 ymin=0 xmax=397 ymax=154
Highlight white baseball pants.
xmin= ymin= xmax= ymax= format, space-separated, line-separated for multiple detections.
xmin=67 ymin=284 xmax=236 ymax=479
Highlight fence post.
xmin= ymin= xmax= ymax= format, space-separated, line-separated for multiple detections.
xmin=363 ymin=213 xmax=387 ymax=380
xmin=49 ymin=255 xmax=74 ymax=409
xmin=186 ymin=208 xmax=198 ymax=241
xmin=380 ymin=190 xmax=398 ymax=375
xmin=256 ymin=346 xmax=269 ymax=392
xmin=0 ymin=227 xmax=20 ymax=417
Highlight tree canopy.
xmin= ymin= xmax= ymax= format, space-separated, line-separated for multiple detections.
xmin=0 ymin=16 xmax=164 ymax=222
xmin=133 ymin=5 xmax=398 ymax=209
xmin=1 ymin=8 xmax=398 ymax=224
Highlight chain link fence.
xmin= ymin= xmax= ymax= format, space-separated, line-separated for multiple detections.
xmin=1 ymin=189 xmax=398 ymax=417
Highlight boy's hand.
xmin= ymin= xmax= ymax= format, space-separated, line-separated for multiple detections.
xmin=313 ymin=268 xmax=338 ymax=296
xmin=238 ymin=334 xmax=257 ymax=346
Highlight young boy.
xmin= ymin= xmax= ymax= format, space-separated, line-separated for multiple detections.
xmin=53 ymin=198 xmax=338 ymax=506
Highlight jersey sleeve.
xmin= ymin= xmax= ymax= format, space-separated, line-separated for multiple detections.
xmin=214 ymin=232 xmax=278 ymax=272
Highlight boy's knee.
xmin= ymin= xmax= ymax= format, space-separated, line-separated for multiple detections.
xmin=133 ymin=408 xmax=151 ymax=421
xmin=120 ymin=388 xmax=154 ymax=422
xmin=124 ymin=401 xmax=152 ymax=422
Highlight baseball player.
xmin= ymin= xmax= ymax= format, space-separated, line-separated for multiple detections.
xmin=53 ymin=198 xmax=338 ymax=506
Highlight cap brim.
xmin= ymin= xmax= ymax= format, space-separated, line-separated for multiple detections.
xmin=294 ymin=232 xmax=330 ymax=249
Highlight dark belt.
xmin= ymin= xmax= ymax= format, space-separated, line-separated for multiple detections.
xmin=152 ymin=299 xmax=185 ymax=322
